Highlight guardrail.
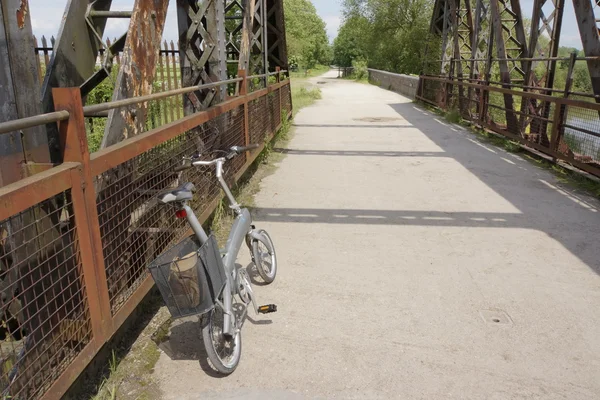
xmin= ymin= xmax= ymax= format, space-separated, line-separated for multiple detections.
xmin=0 ymin=69 xmax=292 ymax=399
xmin=368 ymin=69 xmax=419 ymax=100
xmin=417 ymin=75 xmax=600 ymax=178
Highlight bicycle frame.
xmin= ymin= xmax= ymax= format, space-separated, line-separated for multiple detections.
xmin=179 ymin=158 xmax=271 ymax=336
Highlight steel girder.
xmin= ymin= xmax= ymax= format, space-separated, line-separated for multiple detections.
xmin=224 ymin=0 xmax=268 ymax=76
xmin=0 ymin=0 xmax=288 ymax=163
xmin=428 ymin=0 xmax=586 ymax=141
xmin=266 ymin=0 xmax=288 ymax=71
xmin=0 ymin=0 xmax=51 ymax=185
xmin=101 ymin=0 xmax=170 ymax=148
xmin=177 ymin=0 xmax=227 ymax=112
xmin=572 ymin=0 xmax=600 ymax=103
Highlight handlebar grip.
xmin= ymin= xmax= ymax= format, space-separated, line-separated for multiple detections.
xmin=235 ymin=144 xmax=260 ymax=153
xmin=174 ymin=158 xmax=194 ymax=172
xmin=174 ymin=165 xmax=191 ymax=173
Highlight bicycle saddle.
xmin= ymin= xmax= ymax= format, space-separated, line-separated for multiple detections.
xmin=158 ymin=182 xmax=196 ymax=204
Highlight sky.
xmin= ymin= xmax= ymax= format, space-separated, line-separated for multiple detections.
xmin=27 ymin=0 xmax=584 ymax=49
xmin=27 ymin=0 xmax=343 ymax=43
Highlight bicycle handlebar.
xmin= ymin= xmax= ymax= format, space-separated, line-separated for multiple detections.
xmin=174 ymin=144 xmax=260 ymax=172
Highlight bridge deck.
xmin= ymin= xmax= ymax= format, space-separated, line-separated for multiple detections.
xmin=156 ymin=70 xmax=600 ymax=399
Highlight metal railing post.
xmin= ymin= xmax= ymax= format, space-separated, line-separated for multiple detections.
xmin=53 ymin=87 xmax=112 ymax=342
xmin=552 ymin=52 xmax=577 ymax=153
xmin=276 ymin=67 xmax=283 ymax=124
xmin=238 ymin=70 xmax=251 ymax=156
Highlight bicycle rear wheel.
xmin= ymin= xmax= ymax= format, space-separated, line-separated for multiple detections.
xmin=201 ymin=301 xmax=241 ymax=375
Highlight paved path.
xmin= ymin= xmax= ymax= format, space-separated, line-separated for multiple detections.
xmin=156 ymin=70 xmax=600 ymax=399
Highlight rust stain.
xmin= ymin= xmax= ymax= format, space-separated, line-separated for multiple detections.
xmin=16 ymin=0 xmax=29 ymax=29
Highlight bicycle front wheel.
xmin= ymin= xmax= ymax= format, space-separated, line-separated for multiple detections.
xmin=201 ymin=302 xmax=242 ymax=375
xmin=252 ymin=230 xmax=277 ymax=284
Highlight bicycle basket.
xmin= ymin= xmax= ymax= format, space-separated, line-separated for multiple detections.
xmin=148 ymin=235 xmax=226 ymax=319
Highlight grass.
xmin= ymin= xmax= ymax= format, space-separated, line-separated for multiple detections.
xmin=342 ymin=74 xmax=369 ymax=84
xmin=291 ymin=86 xmax=322 ymax=116
xmin=445 ymin=108 xmax=462 ymax=124
xmin=81 ymin=292 xmax=168 ymax=400
xmin=88 ymin=328 xmax=163 ymax=400
xmin=289 ymin=64 xmax=330 ymax=80
xmin=289 ymin=68 xmax=325 ymax=117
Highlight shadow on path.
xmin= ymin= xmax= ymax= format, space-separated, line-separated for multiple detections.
xmin=258 ymin=102 xmax=600 ymax=277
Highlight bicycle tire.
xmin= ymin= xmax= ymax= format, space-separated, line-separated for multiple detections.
xmin=252 ymin=230 xmax=277 ymax=284
xmin=201 ymin=304 xmax=241 ymax=375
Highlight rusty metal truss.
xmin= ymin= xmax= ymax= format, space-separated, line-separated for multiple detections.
xmin=0 ymin=0 xmax=288 ymax=183
xmin=423 ymin=0 xmax=600 ymax=176
xmin=427 ymin=0 xmax=600 ymax=142
xmin=0 ymin=1 xmax=290 ymax=398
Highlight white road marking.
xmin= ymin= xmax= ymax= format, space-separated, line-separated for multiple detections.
xmin=539 ymin=180 xmax=598 ymax=212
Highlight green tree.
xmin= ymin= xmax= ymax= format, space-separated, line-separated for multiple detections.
xmin=573 ymin=62 xmax=593 ymax=93
xmin=333 ymin=15 xmax=370 ymax=67
xmin=284 ymin=0 xmax=332 ymax=68
xmin=334 ymin=0 xmax=433 ymax=74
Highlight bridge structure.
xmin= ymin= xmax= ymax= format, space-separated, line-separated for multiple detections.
xmin=0 ymin=0 xmax=289 ymax=398
xmin=421 ymin=0 xmax=600 ymax=178
xmin=0 ymin=0 xmax=599 ymax=398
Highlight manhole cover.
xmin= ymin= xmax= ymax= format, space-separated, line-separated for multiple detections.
xmin=317 ymin=81 xmax=327 ymax=85
xmin=354 ymin=117 xmax=401 ymax=123
xmin=479 ymin=309 xmax=512 ymax=325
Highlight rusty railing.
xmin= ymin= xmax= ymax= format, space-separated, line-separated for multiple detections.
xmin=0 ymin=69 xmax=292 ymax=399
xmin=418 ymin=59 xmax=600 ymax=178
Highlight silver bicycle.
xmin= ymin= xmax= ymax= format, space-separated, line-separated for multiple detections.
xmin=149 ymin=144 xmax=277 ymax=375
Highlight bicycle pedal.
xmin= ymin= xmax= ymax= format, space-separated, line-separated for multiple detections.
xmin=258 ymin=304 xmax=277 ymax=314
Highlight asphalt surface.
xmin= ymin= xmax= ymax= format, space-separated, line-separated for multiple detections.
xmin=156 ymin=70 xmax=600 ymax=399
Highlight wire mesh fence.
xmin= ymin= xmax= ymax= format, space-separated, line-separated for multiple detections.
xmin=0 ymin=191 xmax=92 ymax=399
xmin=0 ymin=70 xmax=292 ymax=399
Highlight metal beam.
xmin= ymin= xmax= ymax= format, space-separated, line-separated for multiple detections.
xmin=0 ymin=0 xmax=51 ymax=187
xmin=572 ymin=0 xmax=600 ymax=102
xmin=100 ymin=0 xmax=169 ymax=148
xmin=178 ymin=0 xmax=227 ymax=111
xmin=490 ymin=0 xmax=520 ymax=133
xmin=40 ymin=0 xmax=113 ymax=162
xmin=266 ymin=0 xmax=288 ymax=70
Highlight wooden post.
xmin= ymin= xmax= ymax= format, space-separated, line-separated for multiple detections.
xmin=53 ymin=88 xmax=112 ymax=341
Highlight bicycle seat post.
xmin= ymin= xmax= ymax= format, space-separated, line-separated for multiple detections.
xmin=183 ymin=200 xmax=210 ymax=244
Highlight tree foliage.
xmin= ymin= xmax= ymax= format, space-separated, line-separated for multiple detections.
xmin=284 ymin=0 xmax=332 ymax=69
xmin=333 ymin=0 xmax=433 ymax=74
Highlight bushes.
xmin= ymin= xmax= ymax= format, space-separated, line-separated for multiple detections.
xmin=351 ymin=59 xmax=368 ymax=81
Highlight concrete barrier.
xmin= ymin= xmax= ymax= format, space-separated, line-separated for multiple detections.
xmin=368 ymin=68 xmax=419 ymax=100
